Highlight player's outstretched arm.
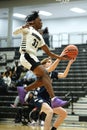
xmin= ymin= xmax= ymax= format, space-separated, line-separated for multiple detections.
xmin=58 ymin=58 xmax=76 ymax=78
xmin=13 ymin=23 xmax=31 ymax=35
xmin=41 ymin=44 xmax=63 ymax=60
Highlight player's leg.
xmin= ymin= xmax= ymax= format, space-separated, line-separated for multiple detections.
xmin=25 ymin=76 xmax=43 ymax=91
xmin=41 ymin=102 xmax=53 ymax=130
xmin=20 ymin=53 xmax=54 ymax=97
xmin=51 ymin=107 xmax=67 ymax=130
xmin=32 ymin=65 xmax=55 ymax=98
xmin=20 ymin=53 xmax=67 ymax=107
xmin=24 ymin=64 xmax=55 ymax=98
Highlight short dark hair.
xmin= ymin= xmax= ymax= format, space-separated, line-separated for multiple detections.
xmin=25 ymin=11 xmax=39 ymax=23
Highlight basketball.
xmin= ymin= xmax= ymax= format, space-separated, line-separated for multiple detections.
xmin=61 ymin=44 xmax=78 ymax=59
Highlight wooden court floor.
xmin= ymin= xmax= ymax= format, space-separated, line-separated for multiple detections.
xmin=0 ymin=122 xmax=87 ymax=130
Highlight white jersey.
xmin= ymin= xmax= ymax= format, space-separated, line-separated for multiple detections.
xmin=13 ymin=26 xmax=46 ymax=70
xmin=13 ymin=26 xmax=45 ymax=56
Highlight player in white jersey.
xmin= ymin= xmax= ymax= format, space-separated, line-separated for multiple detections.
xmin=13 ymin=11 xmax=68 ymax=108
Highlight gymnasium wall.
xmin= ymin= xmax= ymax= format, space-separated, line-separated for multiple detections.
xmin=0 ymin=16 xmax=87 ymax=48
xmin=0 ymin=16 xmax=87 ymax=36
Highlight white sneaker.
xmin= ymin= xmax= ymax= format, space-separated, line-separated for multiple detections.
xmin=30 ymin=120 xmax=37 ymax=126
xmin=10 ymin=104 xmax=16 ymax=108
xmin=40 ymin=121 xmax=44 ymax=126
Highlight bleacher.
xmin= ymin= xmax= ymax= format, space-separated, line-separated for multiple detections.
xmin=0 ymin=44 xmax=87 ymax=122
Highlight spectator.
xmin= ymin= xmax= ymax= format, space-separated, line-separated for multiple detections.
xmin=16 ymin=70 xmax=37 ymax=86
xmin=11 ymin=61 xmax=24 ymax=81
xmin=3 ymin=66 xmax=12 ymax=78
xmin=11 ymin=91 xmax=34 ymax=108
xmin=11 ymin=70 xmax=37 ymax=107
xmin=0 ymin=72 xmax=8 ymax=94
xmin=11 ymin=96 xmax=20 ymax=108
xmin=11 ymin=90 xmax=35 ymax=123
xmin=43 ymin=27 xmax=50 ymax=47
xmin=25 ymin=91 xmax=35 ymax=110
xmin=3 ymin=71 xmax=11 ymax=89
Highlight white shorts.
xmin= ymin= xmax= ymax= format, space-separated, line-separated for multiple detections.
xmin=20 ymin=52 xmax=41 ymax=70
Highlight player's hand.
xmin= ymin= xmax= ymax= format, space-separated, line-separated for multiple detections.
xmin=60 ymin=50 xmax=70 ymax=60
xmin=59 ymin=55 xmax=70 ymax=60
xmin=69 ymin=58 xmax=76 ymax=64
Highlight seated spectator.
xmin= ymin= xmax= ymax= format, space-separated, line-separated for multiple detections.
xmin=16 ymin=70 xmax=37 ymax=86
xmin=11 ymin=86 xmax=35 ymax=109
xmin=3 ymin=66 xmax=12 ymax=78
xmin=3 ymin=71 xmax=11 ymax=90
xmin=11 ymin=61 xmax=24 ymax=82
xmin=11 ymin=95 xmax=20 ymax=108
xmin=24 ymin=91 xmax=35 ymax=113
xmin=0 ymin=72 xmax=8 ymax=94
xmin=11 ymin=88 xmax=35 ymax=123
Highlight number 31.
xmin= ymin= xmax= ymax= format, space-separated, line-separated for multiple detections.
xmin=32 ymin=39 xmax=38 ymax=48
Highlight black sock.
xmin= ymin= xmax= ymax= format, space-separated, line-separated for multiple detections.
xmin=51 ymin=127 xmax=57 ymax=130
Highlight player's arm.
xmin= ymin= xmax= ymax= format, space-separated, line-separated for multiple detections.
xmin=58 ymin=58 xmax=76 ymax=78
xmin=13 ymin=26 xmax=29 ymax=35
xmin=13 ymin=22 xmax=31 ymax=35
xmin=41 ymin=44 xmax=62 ymax=60
xmin=47 ymin=59 xmax=60 ymax=73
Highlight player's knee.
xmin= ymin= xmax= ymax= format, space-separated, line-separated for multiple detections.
xmin=48 ymin=108 xmax=53 ymax=115
xmin=62 ymin=109 xmax=67 ymax=118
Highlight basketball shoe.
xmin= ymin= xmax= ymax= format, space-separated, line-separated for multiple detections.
xmin=51 ymin=97 xmax=68 ymax=108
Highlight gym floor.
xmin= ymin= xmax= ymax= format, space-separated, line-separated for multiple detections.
xmin=0 ymin=121 xmax=87 ymax=130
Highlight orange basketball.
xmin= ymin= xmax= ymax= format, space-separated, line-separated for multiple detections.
xmin=61 ymin=45 xmax=78 ymax=59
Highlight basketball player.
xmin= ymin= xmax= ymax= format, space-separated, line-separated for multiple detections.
xmin=13 ymin=11 xmax=68 ymax=108
xmin=33 ymin=87 xmax=67 ymax=130
xmin=30 ymin=57 xmax=75 ymax=130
